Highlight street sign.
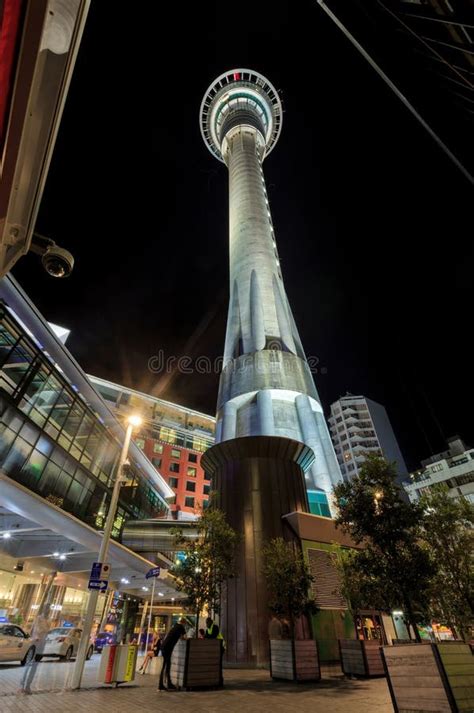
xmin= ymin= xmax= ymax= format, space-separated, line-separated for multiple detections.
xmin=145 ymin=566 xmax=160 ymax=579
xmin=88 ymin=580 xmax=108 ymax=593
xmin=90 ymin=562 xmax=110 ymax=581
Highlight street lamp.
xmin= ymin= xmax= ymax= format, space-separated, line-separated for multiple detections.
xmin=71 ymin=414 xmax=142 ymax=689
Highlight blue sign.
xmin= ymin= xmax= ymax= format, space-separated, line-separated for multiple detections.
xmin=0 ymin=616 xmax=7 ymax=623
xmin=88 ymin=580 xmax=108 ymax=593
xmin=90 ymin=562 xmax=102 ymax=580
xmin=62 ymin=621 xmax=74 ymax=628
xmin=146 ymin=566 xmax=161 ymax=579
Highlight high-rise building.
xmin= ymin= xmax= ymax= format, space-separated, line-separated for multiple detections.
xmin=89 ymin=376 xmax=215 ymax=517
xmin=200 ymin=69 xmax=341 ymax=508
xmin=200 ymin=69 xmax=341 ymax=666
xmin=403 ymin=435 xmax=474 ymax=504
xmin=329 ymin=393 xmax=407 ymax=482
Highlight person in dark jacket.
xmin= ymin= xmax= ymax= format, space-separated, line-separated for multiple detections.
xmin=158 ymin=618 xmax=187 ymax=691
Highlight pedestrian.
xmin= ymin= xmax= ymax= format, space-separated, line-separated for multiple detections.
xmin=21 ymin=614 xmax=49 ymax=694
xmin=205 ymin=617 xmax=225 ymax=686
xmin=138 ymin=632 xmax=160 ymax=674
xmin=158 ymin=618 xmax=187 ymax=691
xmin=268 ymin=614 xmax=283 ymax=640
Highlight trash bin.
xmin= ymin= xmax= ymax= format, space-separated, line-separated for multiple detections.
xmin=98 ymin=644 xmax=138 ymax=686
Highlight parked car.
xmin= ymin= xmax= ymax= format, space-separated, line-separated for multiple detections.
xmin=94 ymin=631 xmax=117 ymax=652
xmin=0 ymin=623 xmax=36 ymax=665
xmin=36 ymin=627 xmax=93 ymax=661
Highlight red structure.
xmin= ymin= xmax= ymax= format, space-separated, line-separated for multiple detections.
xmin=89 ymin=376 xmax=215 ymax=516
xmin=140 ymin=437 xmax=211 ymax=516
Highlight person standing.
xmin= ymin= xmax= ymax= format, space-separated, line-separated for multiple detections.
xmin=205 ymin=617 xmax=225 ymax=686
xmin=158 ymin=618 xmax=187 ymax=691
xmin=21 ymin=615 xmax=49 ymax=694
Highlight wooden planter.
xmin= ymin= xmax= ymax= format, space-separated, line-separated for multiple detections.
xmin=170 ymin=639 xmax=222 ymax=690
xmin=270 ymin=639 xmax=320 ymax=682
xmin=339 ymin=639 xmax=385 ymax=677
xmin=382 ymin=642 xmax=474 ymax=713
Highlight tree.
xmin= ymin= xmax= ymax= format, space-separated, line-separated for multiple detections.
xmin=170 ymin=506 xmax=239 ymax=638
xmin=419 ymin=484 xmax=474 ymax=640
xmin=334 ymin=454 xmax=436 ymax=641
xmin=261 ymin=537 xmax=317 ymax=638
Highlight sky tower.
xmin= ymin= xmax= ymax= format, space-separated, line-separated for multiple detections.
xmin=201 ymin=70 xmax=342 ymax=666
xmin=200 ymin=69 xmax=341 ymax=506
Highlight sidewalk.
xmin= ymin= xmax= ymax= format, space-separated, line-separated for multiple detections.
xmin=1 ymin=658 xmax=393 ymax=713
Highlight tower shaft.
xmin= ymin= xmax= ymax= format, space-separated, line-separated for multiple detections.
xmin=216 ymin=125 xmax=340 ymax=497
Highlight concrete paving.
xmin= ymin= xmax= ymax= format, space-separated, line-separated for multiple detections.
xmin=0 ymin=654 xmax=394 ymax=712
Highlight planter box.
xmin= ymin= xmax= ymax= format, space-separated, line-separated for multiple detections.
xmin=382 ymin=642 xmax=474 ymax=713
xmin=170 ymin=638 xmax=222 ymax=690
xmin=339 ymin=639 xmax=385 ymax=677
xmin=270 ymin=639 xmax=320 ymax=682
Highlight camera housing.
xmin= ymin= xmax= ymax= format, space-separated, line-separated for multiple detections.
xmin=41 ymin=244 xmax=74 ymax=278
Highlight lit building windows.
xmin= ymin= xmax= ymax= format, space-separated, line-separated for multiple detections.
xmin=153 ymin=442 xmax=163 ymax=454
xmin=134 ymin=438 xmax=145 ymax=450
xmin=152 ymin=457 xmax=162 ymax=468
xmin=187 ymin=466 xmax=197 ymax=477
xmin=171 ymin=448 xmax=181 ymax=459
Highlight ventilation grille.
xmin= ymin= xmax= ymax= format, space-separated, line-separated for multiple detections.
xmin=308 ymin=548 xmax=347 ymax=610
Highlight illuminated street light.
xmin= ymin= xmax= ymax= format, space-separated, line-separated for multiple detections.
xmin=72 ymin=414 xmax=141 ymax=689
xmin=128 ymin=414 xmax=142 ymax=428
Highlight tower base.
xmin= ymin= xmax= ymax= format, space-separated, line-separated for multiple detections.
xmin=201 ymin=436 xmax=313 ymax=667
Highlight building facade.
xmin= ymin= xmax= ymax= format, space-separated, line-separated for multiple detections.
xmin=0 ymin=275 xmax=179 ymax=636
xmin=329 ymin=394 xmax=407 ymax=482
xmin=89 ymin=377 xmax=215 ymax=517
xmin=403 ymin=436 xmax=474 ymax=504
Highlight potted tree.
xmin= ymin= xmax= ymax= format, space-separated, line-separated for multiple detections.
xmin=169 ymin=506 xmax=238 ymax=689
xmin=262 ymin=537 xmax=320 ymax=682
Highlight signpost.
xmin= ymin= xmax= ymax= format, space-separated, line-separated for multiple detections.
xmin=145 ymin=566 xmax=160 ymax=647
xmin=88 ymin=562 xmax=110 ymax=593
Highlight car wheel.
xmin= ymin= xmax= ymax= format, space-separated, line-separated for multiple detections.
xmin=86 ymin=645 xmax=93 ymax=661
xmin=35 ymin=655 xmax=43 ymax=662
xmin=63 ymin=646 xmax=73 ymax=661
xmin=21 ymin=646 xmax=36 ymax=666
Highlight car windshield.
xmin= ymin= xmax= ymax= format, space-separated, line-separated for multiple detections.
xmin=49 ymin=628 xmax=71 ymax=636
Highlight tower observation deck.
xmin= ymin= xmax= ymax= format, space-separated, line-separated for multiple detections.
xmin=200 ymin=69 xmax=341 ymax=504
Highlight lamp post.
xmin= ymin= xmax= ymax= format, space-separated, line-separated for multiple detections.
xmin=70 ymin=414 xmax=142 ymax=689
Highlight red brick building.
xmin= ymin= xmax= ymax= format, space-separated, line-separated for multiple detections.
xmin=89 ymin=376 xmax=215 ymax=516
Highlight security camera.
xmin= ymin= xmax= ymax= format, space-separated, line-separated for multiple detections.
xmin=30 ymin=232 xmax=74 ymax=278
xmin=41 ymin=244 xmax=74 ymax=278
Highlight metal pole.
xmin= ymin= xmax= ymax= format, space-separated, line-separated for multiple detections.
xmin=70 ymin=421 xmax=134 ymax=690
xmin=146 ymin=577 xmax=156 ymax=649
xmin=138 ymin=601 xmax=148 ymax=651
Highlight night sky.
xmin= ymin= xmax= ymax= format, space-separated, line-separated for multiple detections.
xmin=11 ymin=1 xmax=473 ymax=471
